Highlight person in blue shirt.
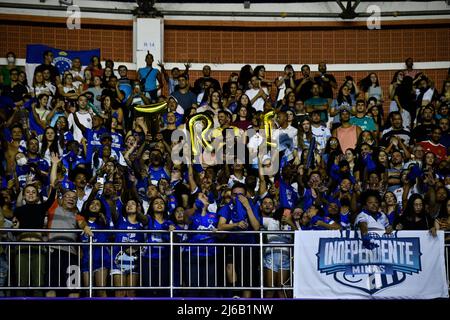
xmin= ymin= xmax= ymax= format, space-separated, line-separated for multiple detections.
xmin=103 ymin=125 xmax=124 ymax=158
xmin=14 ymin=143 xmax=49 ymax=189
xmin=140 ymin=196 xmax=173 ymax=297
xmin=14 ymin=152 xmax=33 ymax=189
xmin=72 ymin=112 xmax=107 ymax=162
xmin=138 ymin=52 xmax=164 ymax=103
xmin=148 ymin=149 xmax=170 ymax=186
xmin=325 ymin=199 xmax=352 ymax=230
xmin=382 ymin=191 xmax=401 ymax=226
xmin=80 ymin=198 xmax=111 ymax=297
xmin=55 ymin=115 xmax=74 ymax=149
xmin=218 ymin=182 xmax=261 ymax=298
xmin=183 ymin=192 xmax=219 ymax=297
xmin=61 ymin=140 xmax=86 ymax=172
xmin=307 ymin=204 xmax=341 ymax=230
xmin=26 ymin=138 xmax=50 ymax=184
xmin=110 ymin=198 xmax=145 ymax=298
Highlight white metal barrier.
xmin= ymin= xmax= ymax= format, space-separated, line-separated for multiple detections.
xmin=0 ymin=229 xmax=448 ymax=298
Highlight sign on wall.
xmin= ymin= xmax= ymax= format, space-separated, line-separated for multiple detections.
xmin=135 ymin=18 xmax=163 ymax=68
xmin=294 ymin=230 xmax=449 ymax=299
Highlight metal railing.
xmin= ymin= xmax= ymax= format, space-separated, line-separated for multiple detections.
xmin=0 ymin=229 xmax=448 ymax=298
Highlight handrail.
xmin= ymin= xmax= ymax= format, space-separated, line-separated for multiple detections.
xmin=0 ymin=228 xmax=297 ymax=234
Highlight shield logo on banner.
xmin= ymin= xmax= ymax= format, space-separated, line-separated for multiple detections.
xmin=332 ymin=269 xmax=408 ymax=295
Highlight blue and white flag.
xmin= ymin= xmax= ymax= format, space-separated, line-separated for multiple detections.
xmin=279 ymin=177 xmax=299 ymax=209
xmin=25 ymin=44 xmax=100 ymax=84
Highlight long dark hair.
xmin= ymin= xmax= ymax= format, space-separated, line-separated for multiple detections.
xmin=297 ymin=117 xmax=313 ymax=151
xmin=367 ymin=105 xmax=383 ymax=129
xmin=147 ymin=196 xmax=169 ymax=223
xmin=82 ymin=198 xmax=108 ymax=227
xmin=253 ymin=65 xmax=265 ymax=79
xmin=359 ymin=73 xmax=380 ymax=92
xmin=336 ymin=84 xmax=354 ymax=106
xmin=391 ymin=70 xmax=403 ymax=84
xmin=90 ymin=55 xmax=102 ymax=69
xmin=239 ymin=64 xmax=253 ymax=91
xmin=41 ymin=126 xmax=60 ymax=157
xmin=235 ymin=104 xmax=251 ymax=121
xmin=402 ymin=194 xmax=425 ymax=218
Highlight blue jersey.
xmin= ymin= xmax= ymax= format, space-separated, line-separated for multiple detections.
xmin=310 ymin=215 xmax=336 ymax=230
xmin=339 ymin=212 xmax=351 ymax=230
xmin=61 ymin=152 xmax=86 ymax=171
xmin=100 ymin=197 xmax=122 ymax=229
xmin=114 ymin=215 xmax=143 ymax=243
xmin=16 ymin=165 xmax=31 ymax=188
xmin=188 ymin=211 xmax=219 ymax=256
xmin=81 ymin=219 xmax=111 ymax=272
xmin=28 ymin=156 xmax=50 ymax=173
xmin=60 ymin=174 xmax=75 ymax=191
xmin=148 ymin=166 xmax=169 ymax=185
xmin=85 ymin=127 xmax=107 ymax=161
xmin=162 ymin=112 xmax=183 ymax=127
xmin=63 ymin=131 xmax=75 ymax=145
xmin=16 ymin=157 xmax=49 ymax=187
xmin=218 ymin=198 xmax=261 ymax=244
xmin=110 ymin=132 xmax=124 ymax=155
xmin=144 ymin=216 xmax=173 ymax=259
xmin=302 ymin=188 xmax=316 ymax=211
xmin=385 ymin=208 xmax=400 ymax=226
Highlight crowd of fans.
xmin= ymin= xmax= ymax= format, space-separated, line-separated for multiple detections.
xmin=0 ymin=50 xmax=449 ymax=298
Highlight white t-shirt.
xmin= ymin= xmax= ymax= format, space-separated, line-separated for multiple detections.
xmin=354 ymin=211 xmax=389 ymax=231
xmin=68 ymin=111 xmax=92 ymax=142
xmin=245 ymin=87 xmax=268 ymax=112
xmin=311 ymin=125 xmax=331 ymax=151
xmin=76 ymin=187 xmax=93 ymax=212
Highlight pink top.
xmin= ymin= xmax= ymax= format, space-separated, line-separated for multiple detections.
xmin=337 ymin=125 xmax=358 ymax=153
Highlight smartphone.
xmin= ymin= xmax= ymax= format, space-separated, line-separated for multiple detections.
xmin=97 ymin=177 xmax=105 ymax=185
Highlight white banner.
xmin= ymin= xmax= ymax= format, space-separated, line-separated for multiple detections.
xmin=294 ymin=230 xmax=449 ymax=299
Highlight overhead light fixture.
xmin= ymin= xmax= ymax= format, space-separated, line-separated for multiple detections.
xmin=244 ymin=1 xmax=250 ymax=9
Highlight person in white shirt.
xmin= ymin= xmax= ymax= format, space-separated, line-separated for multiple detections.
xmin=354 ymin=190 xmax=392 ymax=249
xmin=68 ymin=94 xmax=92 ymax=142
xmin=245 ymin=76 xmax=269 ymax=112
xmin=310 ymin=110 xmax=331 ymax=153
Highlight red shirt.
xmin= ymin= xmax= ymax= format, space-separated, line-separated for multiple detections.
xmin=419 ymin=140 xmax=447 ymax=162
